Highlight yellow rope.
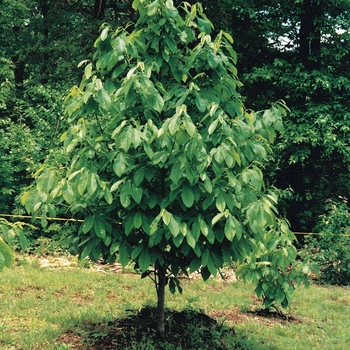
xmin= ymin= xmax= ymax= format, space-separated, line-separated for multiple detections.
xmin=0 ymin=214 xmax=349 ymax=236
xmin=293 ymin=231 xmax=350 ymax=237
xmin=0 ymin=214 xmax=83 ymax=223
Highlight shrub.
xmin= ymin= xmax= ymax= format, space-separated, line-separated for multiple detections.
xmin=300 ymin=197 xmax=350 ymax=285
xmin=0 ymin=218 xmax=31 ymax=271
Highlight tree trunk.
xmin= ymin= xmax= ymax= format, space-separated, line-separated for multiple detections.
xmin=299 ymin=0 xmax=322 ymax=69
xmin=39 ymin=0 xmax=50 ymax=84
xmin=155 ymin=265 xmax=166 ymax=340
xmin=94 ymin=0 xmax=107 ymax=19
xmin=11 ymin=26 xmax=25 ymax=93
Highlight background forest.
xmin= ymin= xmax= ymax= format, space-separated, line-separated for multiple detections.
xmin=0 ymin=0 xmax=349 ymax=235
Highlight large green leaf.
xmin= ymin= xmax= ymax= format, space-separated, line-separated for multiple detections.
xmin=0 ymin=239 xmax=14 ymax=271
xmin=181 ymin=185 xmax=194 ymax=208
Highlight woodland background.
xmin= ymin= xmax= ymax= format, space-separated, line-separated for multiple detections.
xmin=1 ymin=0 xmax=349 ymax=234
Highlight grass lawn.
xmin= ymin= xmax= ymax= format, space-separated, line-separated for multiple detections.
xmin=0 ymin=255 xmax=349 ymax=349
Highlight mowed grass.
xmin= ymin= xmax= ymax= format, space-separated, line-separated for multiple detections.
xmin=0 ymin=257 xmax=350 ymax=350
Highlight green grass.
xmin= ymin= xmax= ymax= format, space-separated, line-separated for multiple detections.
xmin=0 ymin=257 xmax=349 ymax=349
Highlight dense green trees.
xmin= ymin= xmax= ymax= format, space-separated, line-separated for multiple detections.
xmin=0 ymin=0 xmax=125 ymax=213
xmin=1 ymin=0 xmax=349 ymax=232
xmin=209 ymin=0 xmax=350 ymax=231
xmin=2 ymin=0 xmax=349 ymax=231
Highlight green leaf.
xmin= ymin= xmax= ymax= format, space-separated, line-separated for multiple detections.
xmin=195 ymin=95 xmax=208 ymax=113
xmin=198 ymin=217 xmax=209 ymax=237
xmin=201 ymin=266 xmax=211 ymax=281
xmin=87 ymin=173 xmax=98 ymax=196
xmin=0 ymin=239 xmax=14 ymax=269
xmin=208 ymin=119 xmax=219 ymax=135
xmin=80 ymin=239 xmax=98 ymax=260
xmin=181 ymin=185 xmax=194 ymax=208
xmin=186 ymin=231 xmax=196 ymax=249
xmin=78 ymin=172 xmax=88 ymax=196
xmin=153 ymin=93 xmax=164 ymax=113
xmin=197 ymin=17 xmax=212 ymax=34
xmin=84 ymin=63 xmax=93 ymax=80
xmin=203 ymin=177 xmax=213 ymax=193
xmin=82 ymin=215 xmax=95 ymax=234
xmin=162 ymin=210 xmax=172 ymax=225
xmin=190 ymin=257 xmax=202 ymax=273
xmin=111 ymin=179 xmax=124 ymax=192
xmin=133 ymin=212 xmax=143 ymax=229
xmin=114 ymin=153 xmax=126 ymax=176
xmin=131 ymin=244 xmax=143 ymax=260
xmin=215 ymin=191 xmax=226 ymax=212
xmin=138 ymin=249 xmax=151 ymax=271
xmin=100 ymin=26 xmax=109 ymax=41
xmin=169 ymin=115 xmax=180 ymax=135
xmin=208 ymin=51 xmax=220 ymax=69
xmin=110 ymin=242 xmax=119 ymax=255
xmin=169 ymin=215 xmax=180 ymax=237
xmin=0 ymin=253 xmax=5 ymax=272
xmin=104 ymin=188 xmax=113 ymax=204
xmin=151 ymin=151 xmax=168 ymax=165
xmin=212 ymin=212 xmax=225 ymax=226
xmin=184 ymin=117 xmax=196 ymax=136
xmin=94 ymin=218 xmax=106 ymax=238
xmin=170 ymin=161 xmax=183 ymax=185
xmin=207 ymin=254 xmax=217 ymax=276
xmin=63 ymin=182 xmax=75 ymax=204
xmin=120 ymin=191 xmax=131 ymax=208
xmin=97 ymin=87 xmax=111 ymax=111
xmin=254 ymin=283 xmax=264 ymax=298
xmin=131 ymin=186 xmax=143 ymax=204
xmin=147 ymin=0 xmax=159 ymax=16
xmin=114 ymin=37 xmax=126 ymax=53
xmin=134 ymin=167 xmax=145 ymax=187
xmin=224 ymin=215 xmax=236 ymax=241
xmin=233 ymin=217 xmax=243 ymax=241
xmin=222 ymin=31 xmax=234 ymax=44
xmin=119 ymin=243 xmax=129 ymax=266
xmin=18 ymin=231 xmax=27 ymax=251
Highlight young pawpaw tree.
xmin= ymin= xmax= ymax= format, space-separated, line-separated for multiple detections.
xmin=22 ymin=0 xmax=313 ymax=339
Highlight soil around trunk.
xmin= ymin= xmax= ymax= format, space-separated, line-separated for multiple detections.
xmin=59 ymin=307 xmax=236 ymax=349
xmin=58 ymin=306 xmax=298 ymax=349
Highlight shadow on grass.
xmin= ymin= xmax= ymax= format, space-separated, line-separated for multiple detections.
xmin=57 ymin=307 xmax=277 ymax=350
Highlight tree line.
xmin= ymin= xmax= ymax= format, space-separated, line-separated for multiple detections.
xmin=1 ymin=0 xmax=349 ymax=232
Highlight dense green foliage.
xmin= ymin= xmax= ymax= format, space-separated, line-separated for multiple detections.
xmin=182 ymin=0 xmax=350 ymax=232
xmin=0 ymin=0 xmax=131 ymax=213
xmin=300 ymin=197 xmax=350 ymax=286
xmin=21 ymin=0 xmax=312 ymax=337
xmin=228 ymin=0 xmax=350 ymax=231
xmin=1 ymin=0 xmax=349 ymax=234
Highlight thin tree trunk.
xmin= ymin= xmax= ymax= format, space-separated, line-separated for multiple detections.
xmin=155 ymin=265 xmax=166 ymax=340
xmin=39 ymin=0 xmax=50 ymax=84
xmin=299 ymin=0 xmax=322 ymax=69
xmin=94 ymin=0 xmax=107 ymax=19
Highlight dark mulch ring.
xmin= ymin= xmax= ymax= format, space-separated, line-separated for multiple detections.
xmin=246 ymin=307 xmax=299 ymax=323
xmin=58 ymin=306 xmax=280 ymax=350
